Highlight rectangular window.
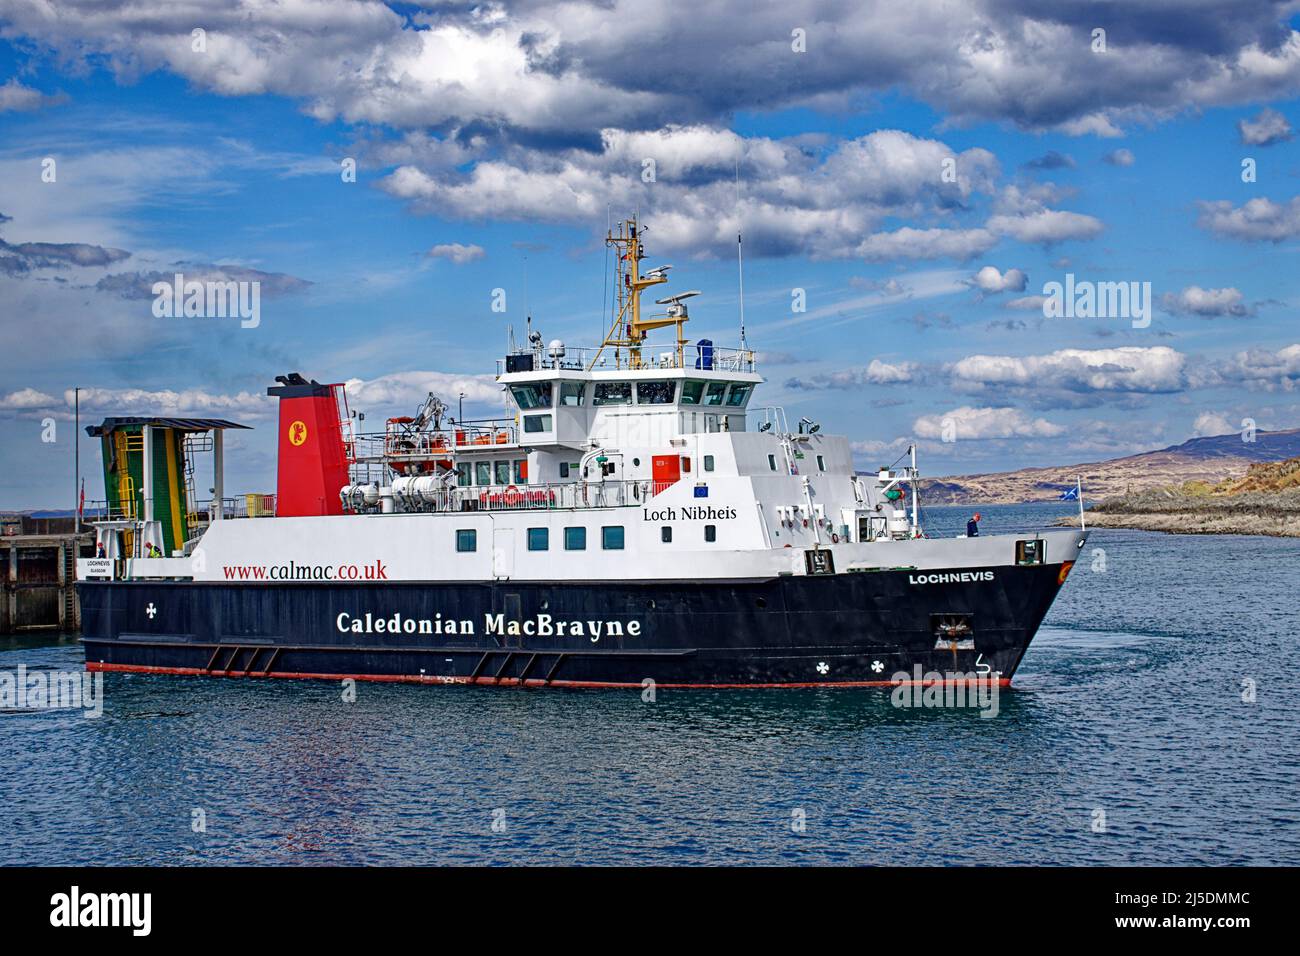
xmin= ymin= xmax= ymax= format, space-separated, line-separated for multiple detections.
xmin=1016 ymin=539 xmax=1045 ymax=565
xmin=513 ymin=460 xmax=527 ymax=483
xmin=661 ymin=526 xmax=672 ymax=543
xmin=724 ymin=383 xmax=752 ymax=407
xmin=509 ymin=382 xmax=553 ymax=409
xmin=456 ymin=462 xmax=471 ymax=487
xmin=564 ymin=526 xmax=587 ymax=550
xmin=636 ymin=380 xmax=676 ymax=404
xmin=817 ymin=454 xmax=826 ymax=472
xmin=494 ymin=460 xmax=511 ymax=485
xmin=592 ymin=382 xmax=632 ymax=406
xmin=768 ymin=454 xmax=777 ymax=471
xmin=602 ymin=525 xmax=625 ymax=550
xmin=704 ymin=525 xmax=716 ymax=543
xmin=703 ymin=382 xmax=727 ymax=406
xmin=680 ymin=380 xmax=705 ymax=405
xmin=475 ymin=461 xmax=491 ymax=486
xmin=559 ymin=462 xmax=570 ymax=479
xmin=527 ymin=527 xmax=549 ymax=551
xmin=681 ymin=457 xmax=691 ymax=473
xmin=456 ymin=529 xmax=477 ymax=552
xmin=559 ymin=382 xmax=586 ymax=406
xmin=523 ymin=414 xmax=553 ymax=434
xmin=704 ymin=455 xmax=715 ymax=472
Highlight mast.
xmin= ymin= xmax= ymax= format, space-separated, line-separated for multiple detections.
xmin=737 ymin=231 xmax=747 ymax=353
xmin=588 ymin=216 xmax=677 ymax=370
xmin=910 ymin=444 xmax=919 ymax=537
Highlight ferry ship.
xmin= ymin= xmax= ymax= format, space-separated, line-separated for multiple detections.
xmin=77 ymin=218 xmax=1087 ymax=688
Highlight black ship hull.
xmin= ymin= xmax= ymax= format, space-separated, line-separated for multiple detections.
xmin=78 ymin=561 xmax=1074 ymax=688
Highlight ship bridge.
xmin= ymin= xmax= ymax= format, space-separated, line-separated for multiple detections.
xmin=497 ymin=341 xmax=761 ymax=450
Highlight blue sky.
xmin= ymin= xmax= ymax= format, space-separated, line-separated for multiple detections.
xmin=2 ymin=1 xmax=1300 ymax=508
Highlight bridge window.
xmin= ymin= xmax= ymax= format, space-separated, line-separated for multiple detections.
xmin=704 ymin=455 xmax=715 ymax=472
xmin=527 ymin=528 xmax=549 ymax=551
xmin=456 ymin=529 xmax=477 ymax=552
xmin=593 ymin=382 xmax=632 ymax=406
xmin=564 ymin=527 xmax=587 ymax=550
xmin=523 ymin=414 xmax=552 ymax=433
xmin=513 ymin=460 xmax=527 ymax=483
xmin=510 ymin=382 xmax=552 ymax=409
xmin=703 ymin=382 xmax=727 ymax=406
xmin=494 ymin=460 xmax=510 ymax=484
xmin=636 ymin=380 xmax=676 ymax=404
xmin=602 ymin=526 xmax=625 ymax=550
xmin=475 ymin=462 xmax=491 ymax=485
xmin=680 ymin=380 xmax=705 ymax=405
xmin=704 ymin=525 xmax=717 ymax=543
xmin=661 ymin=526 xmax=672 ymax=543
xmin=724 ymin=383 xmax=752 ymax=407
xmin=456 ymin=462 xmax=471 ymax=487
xmin=560 ymin=382 xmax=586 ymax=406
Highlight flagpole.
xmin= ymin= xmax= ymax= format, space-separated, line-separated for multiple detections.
xmin=1077 ymin=475 xmax=1085 ymax=531
xmin=74 ymin=386 xmax=80 ymax=536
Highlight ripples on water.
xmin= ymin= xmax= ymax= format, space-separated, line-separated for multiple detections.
xmin=1 ymin=504 xmax=1297 ymax=865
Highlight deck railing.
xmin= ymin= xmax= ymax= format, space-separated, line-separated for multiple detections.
xmin=385 ymin=479 xmax=654 ymax=514
xmin=496 ymin=344 xmax=756 ymax=375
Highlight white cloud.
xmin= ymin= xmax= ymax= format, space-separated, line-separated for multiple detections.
xmin=1005 ymin=294 xmax=1047 ymax=310
xmin=1160 ymin=285 xmax=1250 ymax=317
xmin=1203 ymin=343 xmax=1300 ymax=392
xmin=949 ymin=346 xmax=1188 ymax=394
xmin=61 ymin=387 xmax=274 ymax=419
xmin=913 ymin=406 xmax=1065 ymax=440
xmin=7 ymin=1 xmax=1299 ymax=139
xmin=1192 ymin=411 xmax=1234 ymax=436
xmin=427 ymin=243 xmax=485 ymax=265
xmin=1102 ymin=148 xmax=1135 ymax=167
xmin=343 ymin=371 xmax=503 ymax=412
xmin=0 ymin=78 xmax=65 ymax=112
xmin=0 ymin=387 xmax=57 ymax=409
xmin=968 ymin=265 xmax=1027 ymax=294
xmin=987 ymin=209 xmax=1103 ymax=244
xmin=855 ymin=227 xmax=997 ymax=262
xmin=785 ymin=359 xmax=919 ymax=390
xmin=385 ymin=128 xmax=1001 ymax=259
xmin=1237 ymin=107 xmax=1293 ymax=146
xmin=1196 ymin=197 xmax=1300 ymax=242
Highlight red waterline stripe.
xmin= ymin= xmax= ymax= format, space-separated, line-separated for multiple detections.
xmin=85 ymin=661 xmax=1012 ymax=690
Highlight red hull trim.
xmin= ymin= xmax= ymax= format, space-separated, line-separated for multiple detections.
xmin=85 ymin=660 xmax=1012 ymax=690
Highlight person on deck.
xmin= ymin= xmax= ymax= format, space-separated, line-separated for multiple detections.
xmin=966 ymin=513 xmax=981 ymax=537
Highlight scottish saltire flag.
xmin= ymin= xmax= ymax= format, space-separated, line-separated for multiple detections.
xmin=1058 ymin=487 xmax=1079 ymax=501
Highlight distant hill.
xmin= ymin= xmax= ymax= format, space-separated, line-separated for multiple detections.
xmin=919 ymin=428 xmax=1300 ymax=505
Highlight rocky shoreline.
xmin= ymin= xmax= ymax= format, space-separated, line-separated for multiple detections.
xmin=1056 ymin=486 xmax=1300 ymax=537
